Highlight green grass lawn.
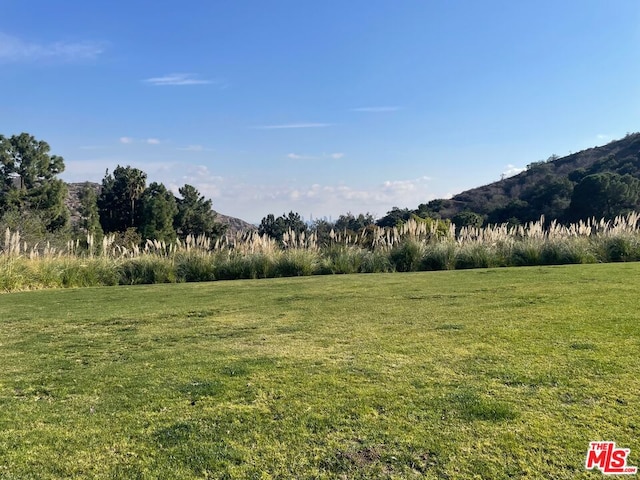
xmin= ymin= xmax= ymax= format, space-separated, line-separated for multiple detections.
xmin=1 ymin=264 xmax=639 ymax=479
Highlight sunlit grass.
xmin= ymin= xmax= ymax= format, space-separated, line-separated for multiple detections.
xmin=1 ymin=263 xmax=639 ymax=478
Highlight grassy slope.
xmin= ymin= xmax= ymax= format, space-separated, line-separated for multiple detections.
xmin=1 ymin=264 xmax=639 ymax=479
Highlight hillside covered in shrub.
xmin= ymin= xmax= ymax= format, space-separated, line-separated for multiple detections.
xmin=411 ymin=133 xmax=640 ymax=226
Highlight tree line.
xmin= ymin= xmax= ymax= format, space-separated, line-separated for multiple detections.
xmin=257 ymin=209 xmax=453 ymax=246
xmin=0 ymin=133 xmax=225 ymax=244
xmin=5 ymin=132 xmax=640 ymax=249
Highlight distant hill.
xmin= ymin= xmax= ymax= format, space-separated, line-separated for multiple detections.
xmin=419 ymin=133 xmax=640 ymax=224
xmin=65 ymin=182 xmax=255 ymax=234
xmin=213 ymin=211 xmax=257 ymax=234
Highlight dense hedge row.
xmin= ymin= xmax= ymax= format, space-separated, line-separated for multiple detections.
xmin=2 ymin=233 xmax=640 ymax=292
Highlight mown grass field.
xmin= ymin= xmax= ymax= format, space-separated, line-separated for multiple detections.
xmin=1 ymin=264 xmax=639 ymax=478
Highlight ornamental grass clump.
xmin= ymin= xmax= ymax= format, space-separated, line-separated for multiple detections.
xmin=274 ymin=249 xmax=319 ymax=277
xmin=389 ymin=240 xmax=424 ymax=272
xmin=421 ymin=242 xmax=457 ymax=271
xmin=118 ymin=257 xmax=177 ymax=285
xmin=597 ymin=235 xmax=640 ymax=262
xmin=213 ymin=252 xmax=263 ymax=280
xmin=5 ymin=212 xmax=640 ymax=290
xmin=454 ymin=243 xmax=502 ymax=270
xmin=510 ymin=240 xmax=543 ymax=266
xmin=358 ymin=249 xmax=394 ymax=273
xmin=319 ymin=245 xmax=367 ymax=274
xmin=175 ymin=252 xmax=216 ymax=282
xmin=539 ymin=238 xmax=593 ymax=265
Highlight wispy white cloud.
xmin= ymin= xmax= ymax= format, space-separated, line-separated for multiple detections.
xmin=254 ymin=123 xmax=333 ymax=130
xmin=135 ymin=168 xmax=435 ymax=223
xmin=166 ymin=165 xmax=225 ymax=199
xmin=350 ymin=106 xmax=401 ymax=113
xmin=287 ymin=153 xmax=312 ymax=160
xmin=0 ymin=32 xmax=105 ymax=62
xmin=502 ymin=164 xmax=525 ymax=178
xmin=118 ymin=137 xmax=162 ymax=145
xmin=204 ymin=175 xmax=435 ymax=223
xmin=287 ymin=152 xmax=345 ymax=160
xmin=62 ymin=155 xmax=436 ymax=224
xmin=382 ymin=176 xmax=432 ymax=192
xmin=143 ymin=73 xmax=212 ymax=86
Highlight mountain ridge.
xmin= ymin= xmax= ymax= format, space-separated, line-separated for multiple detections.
xmin=421 ymin=133 xmax=640 ymax=223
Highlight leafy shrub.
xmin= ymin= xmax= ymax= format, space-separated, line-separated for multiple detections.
xmin=60 ymin=259 xmax=119 ymax=287
xmin=510 ymin=241 xmax=541 ymax=266
xmin=274 ymin=250 xmax=317 ymax=277
xmin=390 ymin=240 xmax=423 ymax=272
xmin=601 ymin=236 xmax=640 ymax=262
xmin=175 ymin=253 xmax=216 ymax=282
xmin=118 ymin=258 xmax=176 ymax=284
xmin=539 ymin=240 xmax=587 ymax=265
xmin=421 ymin=243 xmax=456 ymax=271
xmin=359 ymin=250 xmax=393 ymax=273
xmin=247 ymin=253 xmax=277 ymax=279
xmin=320 ymin=246 xmax=365 ymax=274
xmin=455 ymin=244 xmax=500 ymax=269
xmin=213 ymin=254 xmax=254 ymax=280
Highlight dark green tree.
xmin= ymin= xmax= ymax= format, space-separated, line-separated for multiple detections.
xmin=174 ymin=184 xmax=225 ymax=239
xmin=414 ymin=201 xmax=444 ymax=219
xmin=77 ymin=183 xmax=104 ymax=241
xmin=521 ymin=177 xmax=573 ymax=222
xmin=98 ymin=166 xmax=147 ymax=233
xmin=487 ymin=199 xmax=530 ymax=224
xmin=452 ymin=211 xmax=484 ymax=230
xmin=310 ymin=218 xmax=334 ymax=246
xmin=0 ymin=133 xmax=69 ymax=231
xmin=140 ymin=182 xmax=178 ymax=242
xmin=334 ymin=212 xmax=375 ymax=233
xmin=376 ymin=207 xmax=412 ymax=228
xmin=568 ymin=173 xmax=640 ymax=220
xmin=125 ymin=167 xmax=146 ymax=227
xmin=258 ymin=211 xmax=307 ymax=242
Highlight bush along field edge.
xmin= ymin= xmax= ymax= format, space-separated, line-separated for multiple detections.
xmin=3 ymin=213 xmax=640 ymax=291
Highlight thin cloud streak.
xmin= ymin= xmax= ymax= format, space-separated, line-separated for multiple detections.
xmin=288 ymin=152 xmax=345 ymax=160
xmin=0 ymin=32 xmax=105 ymax=62
xmin=118 ymin=137 xmax=162 ymax=145
xmin=144 ymin=73 xmax=212 ymax=86
xmin=287 ymin=153 xmax=312 ymax=160
xmin=62 ymin=157 xmax=435 ymax=224
xmin=254 ymin=123 xmax=333 ymax=130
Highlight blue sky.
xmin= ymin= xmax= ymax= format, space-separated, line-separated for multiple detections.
xmin=1 ymin=1 xmax=639 ymax=223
